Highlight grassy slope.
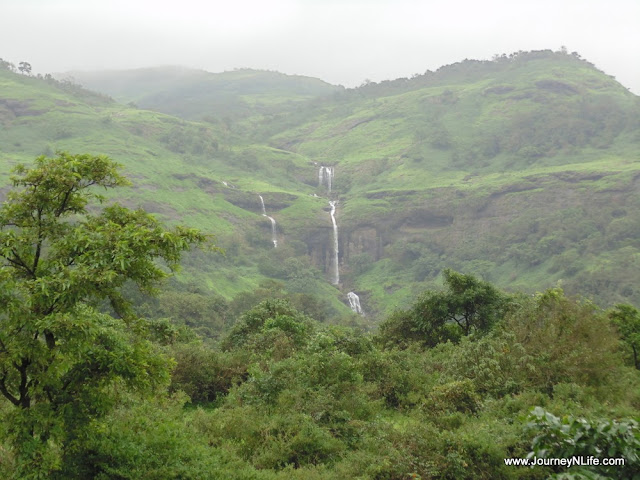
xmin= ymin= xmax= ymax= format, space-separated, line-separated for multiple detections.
xmin=62 ymin=67 xmax=342 ymax=121
xmin=0 ymin=68 xmax=353 ymax=316
xmin=249 ymin=51 xmax=640 ymax=315
xmin=3 ymin=50 xmax=640 ymax=319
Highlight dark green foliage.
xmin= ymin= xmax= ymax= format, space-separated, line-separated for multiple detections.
xmin=609 ymin=304 xmax=640 ymax=370
xmin=142 ymin=287 xmax=231 ymax=340
xmin=505 ymin=289 xmax=621 ymax=392
xmin=221 ymin=299 xmax=314 ymax=356
xmin=227 ymin=280 xmax=334 ymax=324
xmin=431 ymin=269 xmax=508 ymax=335
xmin=379 ymin=269 xmax=509 ymax=347
xmin=427 ymin=379 xmax=480 ymax=415
xmin=206 ymin=317 xmax=384 ymax=472
xmin=357 ymin=346 xmax=435 ymax=408
xmin=1 ymin=266 xmax=636 ymax=479
xmin=526 ymin=407 xmax=640 ymax=479
xmin=2 ymin=52 xmax=640 ymax=479
xmin=56 ymin=395 xmax=219 ymax=479
xmin=0 ymin=153 xmax=206 ymax=477
xmin=437 ymin=333 xmax=529 ymax=397
xmin=169 ymin=343 xmax=248 ymax=404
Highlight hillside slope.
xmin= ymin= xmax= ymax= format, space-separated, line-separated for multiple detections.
xmin=250 ymin=50 xmax=640 ymax=313
xmin=3 ymin=50 xmax=640 ymax=319
xmin=0 ymin=66 xmax=354 ymax=318
xmin=61 ymin=67 xmax=342 ymax=121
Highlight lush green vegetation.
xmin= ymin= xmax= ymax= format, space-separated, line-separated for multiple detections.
xmin=0 ymin=154 xmax=205 ymax=477
xmin=2 ymin=51 xmax=640 ymax=478
xmin=0 ymin=155 xmax=638 ymax=479
xmin=3 ymin=50 xmax=640 ymax=317
xmin=0 ymin=62 xmax=356 ymax=319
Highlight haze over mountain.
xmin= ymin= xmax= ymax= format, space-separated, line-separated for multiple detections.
xmin=62 ymin=67 xmax=342 ymax=121
xmin=2 ymin=0 xmax=639 ymax=94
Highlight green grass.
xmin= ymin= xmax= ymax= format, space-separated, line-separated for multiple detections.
xmin=2 ymin=50 xmax=640 ymax=318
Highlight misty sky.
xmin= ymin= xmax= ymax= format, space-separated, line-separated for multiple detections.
xmin=1 ymin=0 xmax=639 ymax=93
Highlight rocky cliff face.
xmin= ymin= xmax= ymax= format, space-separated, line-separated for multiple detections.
xmin=304 ymin=224 xmax=335 ymax=279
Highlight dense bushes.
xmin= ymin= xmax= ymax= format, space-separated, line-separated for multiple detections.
xmin=378 ymin=269 xmax=510 ymax=347
xmin=2 ymin=274 xmax=639 ymax=479
xmin=525 ymin=407 xmax=640 ymax=479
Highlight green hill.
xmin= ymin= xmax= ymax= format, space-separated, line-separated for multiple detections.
xmin=62 ymin=66 xmax=342 ymax=121
xmin=248 ymin=50 xmax=640 ymax=313
xmin=3 ymin=49 xmax=640 ymax=319
xmin=0 ymin=66 xmax=353 ymax=318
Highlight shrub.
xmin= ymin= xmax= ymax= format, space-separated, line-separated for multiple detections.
xmin=426 ymin=379 xmax=480 ymax=415
xmin=505 ymin=289 xmax=621 ymax=392
xmin=439 ymin=333 xmax=530 ymax=397
xmin=222 ymin=299 xmax=314 ymax=355
xmin=170 ymin=343 xmax=248 ymax=404
xmin=525 ymin=407 xmax=640 ymax=479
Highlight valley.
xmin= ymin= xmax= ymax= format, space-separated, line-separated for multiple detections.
xmin=2 ymin=49 xmax=640 ymax=320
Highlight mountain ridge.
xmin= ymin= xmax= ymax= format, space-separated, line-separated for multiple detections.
xmin=59 ymin=66 xmax=343 ymax=121
xmin=2 ymin=50 xmax=640 ymax=318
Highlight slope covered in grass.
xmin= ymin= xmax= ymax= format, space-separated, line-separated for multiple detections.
xmin=0 ymin=66 xmax=354 ymax=319
xmin=63 ymin=67 xmax=342 ymax=121
xmin=3 ymin=49 xmax=640 ymax=319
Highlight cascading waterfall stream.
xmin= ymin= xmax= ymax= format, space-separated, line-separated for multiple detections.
xmin=347 ymin=292 xmax=364 ymax=315
xmin=329 ymin=200 xmax=339 ymax=285
xmin=318 ymin=166 xmax=334 ymax=194
xmin=316 ymin=167 xmax=364 ymax=312
xmin=258 ymin=195 xmax=278 ymax=248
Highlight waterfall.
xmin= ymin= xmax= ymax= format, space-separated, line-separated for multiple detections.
xmin=319 ymin=166 xmax=334 ymax=194
xmin=347 ymin=292 xmax=364 ymax=315
xmin=268 ymin=217 xmax=277 ymax=248
xmin=329 ymin=200 xmax=339 ymax=285
xmin=258 ymin=195 xmax=278 ymax=248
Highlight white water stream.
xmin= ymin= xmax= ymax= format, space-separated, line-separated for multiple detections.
xmin=329 ymin=200 xmax=339 ymax=285
xmin=259 ymin=195 xmax=278 ymax=248
xmin=318 ymin=166 xmax=334 ymax=194
xmin=347 ymin=292 xmax=364 ymax=315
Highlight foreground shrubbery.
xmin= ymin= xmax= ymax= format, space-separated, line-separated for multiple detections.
xmin=0 ymin=174 xmax=638 ymax=480
xmin=2 ymin=267 xmax=639 ymax=479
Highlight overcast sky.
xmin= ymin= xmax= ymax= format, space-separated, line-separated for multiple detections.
xmin=1 ymin=0 xmax=639 ymax=93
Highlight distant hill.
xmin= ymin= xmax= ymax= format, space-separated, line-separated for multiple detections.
xmin=60 ymin=67 xmax=342 ymax=121
xmin=4 ymin=49 xmax=640 ymax=318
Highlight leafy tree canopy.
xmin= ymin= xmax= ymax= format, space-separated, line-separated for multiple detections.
xmin=609 ymin=303 xmax=640 ymax=370
xmin=0 ymin=152 xmax=206 ymax=477
xmin=379 ymin=269 xmax=510 ymax=348
xmin=221 ymin=298 xmax=314 ymax=357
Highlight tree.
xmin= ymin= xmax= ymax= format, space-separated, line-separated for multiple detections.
xmin=17 ymin=61 xmax=31 ymax=75
xmin=379 ymin=269 xmax=508 ymax=348
xmin=0 ymin=58 xmax=16 ymax=72
xmin=221 ymin=299 xmax=313 ymax=357
xmin=434 ymin=269 xmax=507 ymax=335
xmin=609 ymin=304 xmax=640 ymax=370
xmin=0 ymin=153 xmax=206 ymax=476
